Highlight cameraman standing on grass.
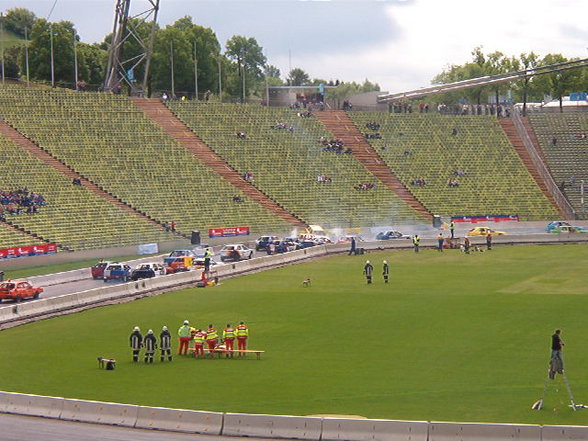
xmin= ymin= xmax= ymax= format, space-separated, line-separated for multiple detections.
xmin=549 ymin=329 xmax=564 ymax=379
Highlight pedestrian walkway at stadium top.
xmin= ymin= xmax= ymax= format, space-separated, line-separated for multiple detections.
xmin=167 ymin=102 xmax=426 ymax=228
xmin=528 ymin=113 xmax=588 ymax=219
xmin=0 ymin=132 xmax=173 ymax=250
xmin=347 ymin=112 xmax=558 ymax=220
xmin=0 ymin=85 xmax=291 ymax=239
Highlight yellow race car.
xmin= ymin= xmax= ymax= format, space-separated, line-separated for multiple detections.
xmin=466 ymin=226 xmax=507 ymax=236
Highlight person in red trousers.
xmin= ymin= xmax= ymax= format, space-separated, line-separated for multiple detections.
xmin=223 ymin=324 xmax=236 ymax=358
xmin=205 ymin=324 xmax=218 ymax=359
xmin=236 ymin=321 xmax=249 ymax=357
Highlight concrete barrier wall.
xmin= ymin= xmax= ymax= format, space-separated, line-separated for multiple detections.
xmin=135 ymin=406 xmax=223 ymax=434
xmin=223 ymin=413 xmax=323 ymax=440
xmin=429 ymin=421 xmax=541 ymax=441
xmin=322 ymin=418 xmax=428 ymax=441
xmin=3 ymin=391 xmax=588 ymax=441
xmin=60 ymin=398 xmax=138 ymax=427
xmin=1 ymin=391 xmax=64 ymax=419
xmin=542 ymin=425 xmax=588 ymax=441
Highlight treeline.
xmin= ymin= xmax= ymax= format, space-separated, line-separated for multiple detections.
xmin=0 ymin=7 xmax=379 ymax=100
xmin=432 ymin=47 xmax=588 ymax=110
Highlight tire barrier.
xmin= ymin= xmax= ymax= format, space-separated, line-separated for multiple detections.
xmin=429 ymin=421 xmax=541 ymax=441
xmin=135 ymin=406 xmax=223 ymax=434
xmin=322 ymin=418 xmax=428 ymax=441
xmin=223 ymin=413 xmax=323 ymax=440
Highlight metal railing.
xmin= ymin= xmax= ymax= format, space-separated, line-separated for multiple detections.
xmin=512 ymin=111 xmax=576 ymax=219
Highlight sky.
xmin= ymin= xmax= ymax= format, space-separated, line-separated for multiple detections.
xmin=3 ymin=0 xmax=588 ymax=93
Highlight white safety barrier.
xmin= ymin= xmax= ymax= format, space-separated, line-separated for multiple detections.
xmin=135 ymin=406 xmax=223 ymax=434
xmin=542 ymin=425 xmax=588 ymax=441
xmin=428 ymin=421 xmax=541 ymax=441
xmin=60 ymin=398 xmax=138 ymax=427
xmin=1 ymin=391 xmax=63 ymax=419
xmin=223 ymin=413 xmax=322 ymax=440
xmin=322 ymin=418 xmax=428 ymax=441
xmin=29 ymin=268 xmax=88 ymax=287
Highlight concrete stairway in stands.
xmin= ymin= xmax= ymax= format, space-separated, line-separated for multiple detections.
xmin=0 ymin=120 xmax=174 ymax=238
xmin=131 ymin=98 xmax=307 ymax=228
xmin=315 ymin=110 xmax=432 ymax=219
xmin=498 ymin=118 xmax=561 ymax=215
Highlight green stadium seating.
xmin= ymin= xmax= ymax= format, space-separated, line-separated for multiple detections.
xmin=528 ymin=113 xmax=588 ymax=218
xmin=0 ymin=86 xmax=291 ymax=238
xmin=0 ymin=133 xmax=174 ymax=250
xmin=167 ymin=102 xmax=425 ymax=228
xmin=347 ymin=112 xmax=558 ymax=220
xmin=0 ymin=222 xmax=43 ymax=249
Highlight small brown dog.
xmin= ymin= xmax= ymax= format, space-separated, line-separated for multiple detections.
xmin=302 ymin=278 xmax=311 ymax=287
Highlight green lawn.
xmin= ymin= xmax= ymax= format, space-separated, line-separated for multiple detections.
xmin=1 ymin=244 xmax=587 ymax=425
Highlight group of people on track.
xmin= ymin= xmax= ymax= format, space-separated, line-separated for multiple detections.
xmin=130 ymin=321 xmax=250 ymax=362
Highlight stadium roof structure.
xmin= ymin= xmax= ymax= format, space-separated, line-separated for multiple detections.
xmin=377 ymin=58 xmax=588 ymax=103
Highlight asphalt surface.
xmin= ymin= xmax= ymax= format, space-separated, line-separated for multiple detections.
xmin=0 ymin=413 xmax=271 ymax=441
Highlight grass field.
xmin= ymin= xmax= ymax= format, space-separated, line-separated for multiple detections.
xmin=1 ymin=244 xmax=588 ymax=425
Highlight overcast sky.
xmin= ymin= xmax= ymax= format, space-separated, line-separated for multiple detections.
xmin=4 ymin=0 xmax=588 ymax=92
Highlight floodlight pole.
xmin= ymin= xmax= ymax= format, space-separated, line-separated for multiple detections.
xmin=50 ymin=23 xmax=55 ymax=87
xmin=193 ymin=42 xmax=199 ymax=100
xmin=24 ymin=27 xmax=30 ymax=87
xmin=73 ymin=30 xmax=79 ymax=90
xmin=0 ymin=13 xmax=4 ymax=84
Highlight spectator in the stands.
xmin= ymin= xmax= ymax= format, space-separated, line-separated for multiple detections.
xmin=236 ymin=131 xmax=247 ymax=139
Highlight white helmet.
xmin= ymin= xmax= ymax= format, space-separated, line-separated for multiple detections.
xmin=366 ymin=260 xmax=370 ymax=264
xmin=133 ymin=326 xmax=140 ymax=332
xmin=183 ymin=320 xmax=189 ymax=325
xmin=148 ymin=329 xmax=153 ymax=334
xmin=162 ymin=326 xmax=168 ymax=331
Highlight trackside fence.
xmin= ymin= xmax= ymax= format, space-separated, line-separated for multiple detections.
xmin=1 ymin=391 xmax=586 ymax=440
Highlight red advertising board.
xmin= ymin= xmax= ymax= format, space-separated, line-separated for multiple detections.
xmin=0 ymin=243 xmax=57 ymax=259
xmin=208 ymin=226 xmax=250 ymax=238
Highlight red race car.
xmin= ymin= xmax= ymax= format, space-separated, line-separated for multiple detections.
xmin=0 ymin=280 xmax=43 ymax=303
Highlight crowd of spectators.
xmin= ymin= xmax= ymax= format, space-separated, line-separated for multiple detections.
xmin=437 ymin=103 xmax=511 ymax=117
xmin=0 ymin=189 xmax=46 ymax=220
xmin=243 ymin=172 xmax=254 ymax=182
xmin=232 ymin=195 xmax=245 ymax=203
xmin=317 ymin=175 xmax=332 ymax=183
xmin=365 ymin=122 xmax=380 ymax=131
xmin=355 ymin=183 xmax=376 ymax=191
xmin=271 ymin=122 xmax=295 ymax=132
xmin=447 ymin=179 xmax=460 ymax=187
xmin=319 ymin=137 xmax=353 ymax=154
xmin=411 ymin=178 xmax=427 ymax=187
xmin=365 ymin=133 xmax=382 ymax=140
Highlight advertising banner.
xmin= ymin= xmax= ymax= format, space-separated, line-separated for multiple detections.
xmin=451 ymin=215 xmax=519 ymax=223
xmin=208 ymin=226 xmax=250 ymax=238
xmin=0 ymin=243 xmax=57 ymax=259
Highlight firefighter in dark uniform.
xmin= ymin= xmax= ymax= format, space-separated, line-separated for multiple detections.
xmin=144 ymin=329 xmax=157 ymax=363
xmin=363 ymin=260 xmax=374 ymax=284
xmin=160 ymin=325 xmax=172 ymax=362
xmin=382 ymin=260 xmax=389 ymax=283
xmin=130 ymin=326 xmax=143 ymax=362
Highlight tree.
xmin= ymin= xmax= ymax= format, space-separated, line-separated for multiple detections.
xmin=287 ymin=67 xmax=310 ymax=86
xmin=538 ymin=54 xmax=583 ymax=113
xmin=77 ymin=42 xmax=107 ymax=86
xmin=3 ymin=8 xmax=37 ymax=38
xmin=27 ymin=19 xmax=77 ymax=86
xmin=513 ymin=52 xmax=539 ymax=116
xmin=225 ymin=35 xmax=266 ymax=102
xmin=149 ymin=17 xmax=221 ymax=98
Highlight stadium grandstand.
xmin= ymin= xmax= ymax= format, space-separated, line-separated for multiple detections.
xmin=0 ymin=81 xmax=586 ymax=251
